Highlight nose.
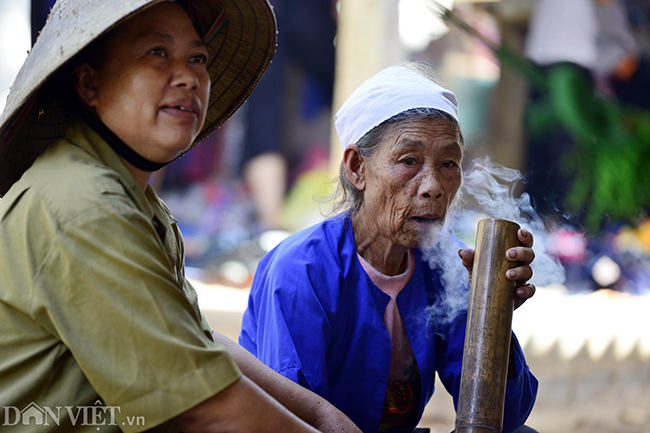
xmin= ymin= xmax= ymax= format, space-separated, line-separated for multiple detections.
xmin=420 ymin=168 xmax=444 ymax=199
xmin=170 ymin=59 xmax=200 ymax=89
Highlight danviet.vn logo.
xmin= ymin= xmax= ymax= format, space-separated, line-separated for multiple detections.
xmin=2 ymin=400 xmax=145 ymax=429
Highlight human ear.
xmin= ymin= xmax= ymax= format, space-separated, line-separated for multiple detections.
xmin=73 ymin=63 xmax=99 ymax=108
xmin=343 ymin=145 xmax=365 ymax=191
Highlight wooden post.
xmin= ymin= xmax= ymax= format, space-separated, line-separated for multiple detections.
xmin=329 ymin=0 xmax=405 ymax=176
xmin=455 ymin=218 xmax=520 ymax=433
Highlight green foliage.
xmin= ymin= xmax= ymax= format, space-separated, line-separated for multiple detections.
xmin=436 ymin=5 xmax=650 ymax=232
xmin=543 ymin=64 xmax=650 ymax=231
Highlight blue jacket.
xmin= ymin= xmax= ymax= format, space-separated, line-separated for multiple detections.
xmin=240 ymin=214 xmax=537 ymax=433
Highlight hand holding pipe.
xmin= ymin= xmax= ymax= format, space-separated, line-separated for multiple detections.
xmin=455 ymin=218 xmax=521 ymax=433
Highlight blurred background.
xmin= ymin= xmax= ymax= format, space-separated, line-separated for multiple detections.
xmin=2 ymin=0 xmax=650 ymax=431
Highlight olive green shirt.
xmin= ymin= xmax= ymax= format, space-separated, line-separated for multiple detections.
xmin=0 ymin=117 xmax=241 ymax=432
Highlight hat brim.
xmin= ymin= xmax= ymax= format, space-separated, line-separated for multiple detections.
xmin=0 ymin=0 xmax=276 ymax=196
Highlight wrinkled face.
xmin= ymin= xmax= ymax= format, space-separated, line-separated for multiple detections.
xmin=83 ymin=3 xmax=210 ymax=162
xmin=360 ymin=117 xmax=463 ymax=249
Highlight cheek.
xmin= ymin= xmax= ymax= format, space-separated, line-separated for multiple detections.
xmin=442 ymin=168 xmax=462 ymax=191
xmin=383 ymin=189 xmax=414 ymax=231
xmin=96 ymin=72 xmax=141 ymax=115
xmin=452 ymin=178 xmax=462 ymax=197
xmin=442 ymin=173 xmax=462 ymax=208
xmin=376 ymin=172 xmax=417 ymax=219
xmin=365 ymin=163 xmax=416 ymax=223
xmin=199 ymin=75 xmax=211 ymax=113
xmin=366 ymin=181 xmax=398 ymax=221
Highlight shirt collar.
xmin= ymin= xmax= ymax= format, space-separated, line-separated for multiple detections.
xmin=65 ymin=115 xmax=155 ymax=219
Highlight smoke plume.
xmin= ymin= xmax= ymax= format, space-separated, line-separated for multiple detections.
xmin=422 ymin=156 xmax=567 ymax=326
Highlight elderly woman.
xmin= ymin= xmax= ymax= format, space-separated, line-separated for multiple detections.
xmin=0 ymin=0 xmax=363 ymax=432
xmin=239 ymin=64 xmax=538 ymax=433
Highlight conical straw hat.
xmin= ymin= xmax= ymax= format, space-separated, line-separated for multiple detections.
xmin=0 ymin=0 xmax=276 ymax=196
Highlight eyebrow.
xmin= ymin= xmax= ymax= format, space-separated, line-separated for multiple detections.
xmin=440 ymin=143 xmax=462 ymax=153
xmin=399 ymin=139 xmax=461 ymax=152
xmin=141 ymin=31 xmax=206 ymax=48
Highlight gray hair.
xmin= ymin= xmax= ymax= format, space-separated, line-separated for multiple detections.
xmin=326 ymin=107 xmax=465 ymax=216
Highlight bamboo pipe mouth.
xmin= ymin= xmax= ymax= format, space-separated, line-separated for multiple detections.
xmin=455 ymin=218 xmax=521 ymax=433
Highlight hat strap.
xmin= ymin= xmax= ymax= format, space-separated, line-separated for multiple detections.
xmin=75 ymin=106 xmax=169 ymax=172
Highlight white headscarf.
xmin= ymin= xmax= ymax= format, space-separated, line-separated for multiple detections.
xmin=334 ymin=65 xmax=459 ymax=149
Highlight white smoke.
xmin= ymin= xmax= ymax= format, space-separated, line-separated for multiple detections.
xmin=456 ymin=156 xmax=566 ymax=288
xmin=421 ymin=156 xmax=566 ymax=327
xmin=422 ymin=226 xmax=471 ymax=329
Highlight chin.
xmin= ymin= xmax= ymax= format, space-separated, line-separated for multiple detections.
xmin=396 ymin=234 xmax=420 ymax=250
xmin=414 ymin=224 xmax=443 ymax=248
xmin=159 ymin=141 xmax=194 ymax=159
xmin=157 ymin=129 xmax=198 ymax=148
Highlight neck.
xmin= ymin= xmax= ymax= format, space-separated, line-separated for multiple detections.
xmin=74 ymin=103 xmax=170 ymax=174
xmin=352 ymin=211 xmax=409 ymax=276
xmin=120 ymin=158 xmax=153 ymax=192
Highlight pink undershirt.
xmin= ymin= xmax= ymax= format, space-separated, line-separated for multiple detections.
xmin=357 ymin=249 xmax=417 ymax=381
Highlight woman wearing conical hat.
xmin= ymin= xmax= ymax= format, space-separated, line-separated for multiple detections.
xmin=0 ymin=1 xmax=361 ymax=432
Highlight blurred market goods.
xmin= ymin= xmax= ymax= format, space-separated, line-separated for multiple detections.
xmin=431 ymin=1 xmax=650 ymax=233
xmin=546 ymin=218 xmax=650 ymax=294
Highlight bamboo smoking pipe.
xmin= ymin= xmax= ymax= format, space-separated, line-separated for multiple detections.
xmin=455 ymin=218 xmax=521 ymax=433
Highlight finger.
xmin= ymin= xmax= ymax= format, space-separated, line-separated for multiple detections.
xmin=506 ymin=266 xmax=533 ymax=282
xmin=458 ymin=248 xmax=475 ymax=269
xmin=514 ymin=296 xmax=527 ymax=310
xmin=517 ymin=228 xmax=534 ymax=248
xmin=516 ymin=284 xmax=536 ymax=299
xmin=514 ymin=284 xmax=536 ymax=310
xmin=506 ymin=246 xmax=535 ymax=264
